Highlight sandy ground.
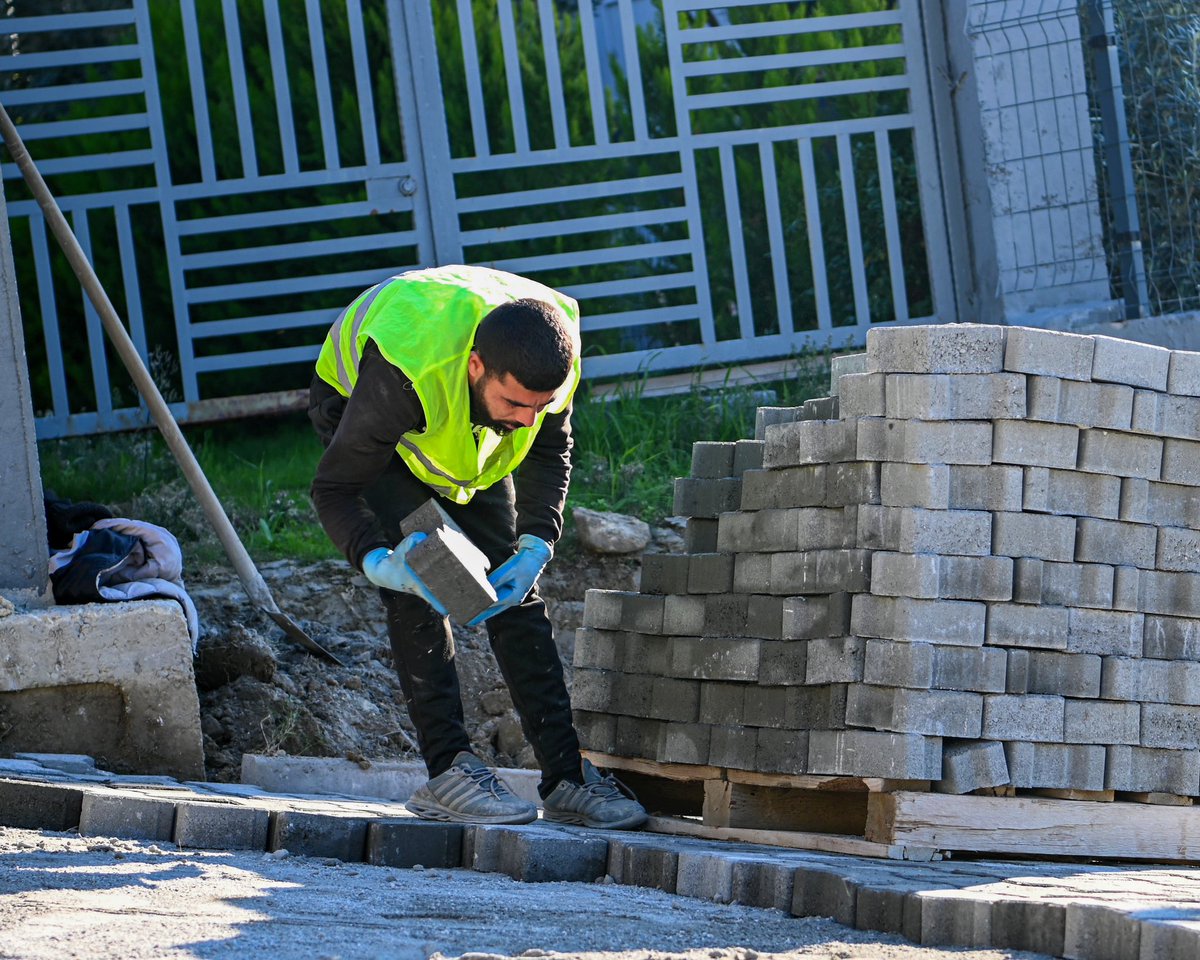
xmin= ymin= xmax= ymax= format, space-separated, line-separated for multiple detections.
xmin=0 ymin=827 xmax=1050 ymax=960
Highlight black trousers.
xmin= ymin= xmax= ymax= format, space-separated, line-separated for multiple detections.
xmin=363 ymin=455 xmax=582 ymax=793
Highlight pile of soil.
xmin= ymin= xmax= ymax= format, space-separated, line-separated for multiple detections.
xmin=189 ymin=525 xmax=680 ymax=782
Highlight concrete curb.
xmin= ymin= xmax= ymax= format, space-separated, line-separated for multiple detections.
xmin=1 ymin=755 xmax=1198 ymax=960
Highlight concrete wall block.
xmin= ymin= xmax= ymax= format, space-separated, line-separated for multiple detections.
xmin=763 ymin=419 xmax=858 ymax=469
xmin=1130 ymin=390 xmax=1200 ymax=441
xmin=687 ymin=554 xmax=734 ymax=595
xmin=944 ymin=466 xmax=1023 ymax=515
xmin=803 ymin=396 xmax=840 ymax=420
xmin=1105 ymin=744 xmax=1200 ymax=795
xmin=740 ymin=466 xmax=827 ymax=511
xmin=656 ymin=722 xmax=712 ymax=765
xmin=930 ymin=646 xmax=1007 ymax=693
xmin=805 ymin=637 xmax=866 ymax=684
xmin=1114 ymin=565 xmax=1141 ymax=611
xmin=740 ymin=684 xmax=789 ymax=728
xmin=1078 ymin=428 xmax=1163 ymax=481
xmin=852 ymin=594 xmax=986 ymax=646
xmin=623 ymin=631 xmax=673 ymax=677
xmin=730 ymin=859 xmax=799 ymax=913
xmin=573 ymin=710 xmax=618 ymax=755
xmin=758 ymin=639 xmax=808 ymax=685
xmin=856 ymin=417 xmax=892 ymax=462
xmin=502 ymin=829 xmax=610 ymax=884
xmin=366 ymin=820 xmax=464 ymax=869
xmin=1157 ymin=526 xmax=1200 ymax=573
xmin=174 ymin=802 xmax=269 ymax=851
xmin=690 ymin=441 xmax=736 ymax=478
xmin=268 ymin=811 xmax=369 ymax=861
xmin=638 ymin=554 xmax=691 ymax=596
xmin=768 ymin=549 xmax=872 ymax=596
xmin=79 ymin=793 xmax=176 ymax=842
xmin=884 ymin=373 xmax=1026 ymax=421
xmin=896 ymin=508 xmax=992 ymax=557
xmin=784 ymin=684 xmax=849 ymax=730
xmin=857 ymin=504 xmax=901 ymax=551
xmin=807 ymin=729 xmax=943 ymax=779
xmin=614 ymin=716 xmax=662 ymax=758
xmin=1064 ymin=699 xmax=1140 ymax=745
xmin=669 ymin=637 xmax=761 ymax=682
xmin=846 ymin=686 xmax=982 ymax=738
xmin=1047 ymin=561 xmax=1115 ymax=610
xmin=1166 ymin=347 xmax=1200 ymax=395
xmin=990 ymin=899 xmax=1068 ymax=958
xmin=1024 ymin=651 xmax=1102 ymax=698
xmin=1068 ymin=608 xmax=1144 ymax=657
xmin=831 ymin=352 xmax=869 ymax=395
xmin=1162 ymin=438 xmax=1200 ymax=487
xmin=982 ymin=694 xmax=1066 ymax=741
xmin=0 ymin=780 xmax=83 ymax=831
xmin=991 ymin=512 xmax=1076 ymax=562
xmin=898 ymin=420 xmax=994 ymax=465
xmin=673 ymin=477 xmax=743 ymax=518
xmin=1012 ymin=557 xmax=1043 ymax=604
xmin=1004 ymin=326 xmax=1095 ymax=380
xmin=685 ymin=518 xmax=719 ymax=553
xmin=1004 ymin=649 xmax=1030 ymax=694
xmin=573 ymin=628 xmax=625 ymax=671
xmin=839 ymin=372 xmax=887 ymax=418
xmin=707 ymin=724 xmax=758 ymax=769
xmin=571 ymin=668 xmax=617 ymax=713
xmin=732 ymin=553 xmax=772 ymax=596
xmin=1119 ymin=658 xmax=1200 ymax=706
xmin=1140 ymin=703 xmax=1200 ymax=749
xmin=866 ymin=323 xmax=1007 ymax=374
xmin=675 ymin=850 xmax=736 ymax=903
xmin=1022 ymin=466 xmax=1121 ymax=519
xmin=825 ymin=462 xmax=882 ymax=507
xmin=869 ymin=552 xmax=939 ymax=599
xmin=1075 ymin=517 xmax=1156 ymax=569
xmin=755 ymin=406 xmax=805 ymax=440
xmin=662 ymin=594 xmax=705 ymax=636
xmin=986 ymin=603 xmax=1070 ymax=651
xmin=619 ymin=594 xmax=666 ymax=634
xmin=781 ymin=592 xmax=851 ymax=639
xmin=870 ymin=552 xmax=1012 ymax=602
xmin=745 ymin=595 xmax=784 ymax=640
xmin=755 ymin=727 xmax=809 ymax=775
xmin=992 ymin=419 xmax=1079 ymax=469
xmin=607 ymin=836 xmax=678 ymax=891
xmin=734 ymin=439 xmax=766 ymax=474
xmin=1138 ymin=570 xmax=1200 ymax=618
xmin=936 ymin=740 xmax=1010 ymax=794
xmin=914 ymin=890 xmax=993 ymax=948
xmin=1026 ymin=376 xmax=1133 ymax=431
xmin=1091 ymin=335 xmax=1170 ymax=390
xmin=648 ymin=677 xmax=701 ymax=722
xmin=879 ymin=462 xmax=950 ymax=509
xmin=1002 ymin=741 xmax=1106 ymax=791
xmin=1144 ymin=614 xmax=1200 ymax=661
xmin=700 ymin=594 xmax=750 ymax=638
xmin=582 ymin=590 xmax=627 ymax=630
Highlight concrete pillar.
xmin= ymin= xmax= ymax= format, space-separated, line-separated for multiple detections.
xmin=943 ymin=0 xmax=1120 ymax=326
xmin=0 ymin=179 xmax=48 ymax=604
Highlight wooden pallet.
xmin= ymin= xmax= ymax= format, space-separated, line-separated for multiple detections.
xmin=586 ymin=752 xmax=1200 ymax=863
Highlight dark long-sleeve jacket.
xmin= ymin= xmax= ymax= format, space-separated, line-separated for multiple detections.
xmin=309 ymin=341 xmax=573 ymax=569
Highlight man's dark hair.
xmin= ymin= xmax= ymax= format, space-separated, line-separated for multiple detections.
xmin=473 ymin=298 xmax=576 ymax=391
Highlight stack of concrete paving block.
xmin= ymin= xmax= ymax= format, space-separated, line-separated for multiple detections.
xmin=577 ymin=323 xmax=1200 ymax=797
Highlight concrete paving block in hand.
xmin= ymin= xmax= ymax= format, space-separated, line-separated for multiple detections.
xmin=740 ymin=465 xmax=826 ymax=511
xmin=0 ymin=778 xmax=84 ymax=830
xmin=1064 ymin=699 xmax=1140 ymax=745
xmin=879 ymin=462 xmax=950 ymax=509
xmin=406 ymin=526 xmax=497 ymax=624
xmin=1002 ymin=741 xmax=1106 ymax=791
xmin=1004 ymin=326 xmax=1095 ymax=380
xmin=838 ymin=372 xmax=886 ymax=418
xmin=606 ymin=835 xmax=677 ymax=891
xmin=690 ymin=441 xmax=735 ymax=478
xmin=988 ymin=600 xmax=1075 ymax=652
xmin=1026 ymin=375 xmax=1133 ymax=431
xmin=1144 ymin=613 xmax=1200 ymax=661
xmin=982 ymin=694 xmax=1066 ymax=741
xmin=1168 ymin=347 xmax=1200 ymax=395
xmin=1068 ymin=608 xmax=1144 ymax=656
xmin=936 ymin=740 xmax=1009 ymax=794
xmin=762 ymin=419 xmax=856 ymax=470
xmin=851 ymin=594 xmax=986 ymax=646
xmin=1105 ymin=744 xmax=1200 ymax=795
xmin=79 ymin=793 xmax=176 ymax=842
xmin=1091 ymin=334 xmax=1170 ymax=390
xmin=884 ymin=373 xmax=1025 ymax=421
xmin=1022 ymin=466 xmax=1121 ymax=518
xmin=991 ymin=512 xmax=1077 ymax=562
xmin=174 ymin=802 xmax=269 ymax=850
xmin=845 ymin=686 xmax=982 ymax=738
xmin=946 ymin=464 xmax=1024 ymax=511
xmin=992 ymin=419 xmax=1079 ymax=469
xmin=1075 ymin=517 xmax=1156 ymax=569
xmin=366 ymin=819 xmax=463 ymax=868
xmin=807 ymin=730 xmax=942 ymax=779
xmin=269 ymin=811 xmax=370 ymax=861
xmin=866 ymin=323 xmax=1006 ymax=374
xmin=1079 ymin=428 xmax=1163 ymax=481
xmin=1141 ymin=703 xmax=1200 ymax=749
xmin=400 ymin=497 xmax=462 ymax=538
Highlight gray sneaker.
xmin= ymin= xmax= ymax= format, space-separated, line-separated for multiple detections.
xmin=406 ymin=752 xmax=537 ymax=824
xmin=542 ymin=759 xmax=648 ymax=830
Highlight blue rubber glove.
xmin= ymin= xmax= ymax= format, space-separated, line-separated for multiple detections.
xmin=466 ymin=534 xmax=553 ymax=627
xmin=361 ymin=533 xmax=448 ymax=616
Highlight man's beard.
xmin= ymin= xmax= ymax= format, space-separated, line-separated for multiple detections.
xmin=469 ymin=377 xmax=521 ymax=435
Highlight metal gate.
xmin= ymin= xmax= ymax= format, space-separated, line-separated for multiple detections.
xmin=1 ymin=0 xmax=953 ymax=439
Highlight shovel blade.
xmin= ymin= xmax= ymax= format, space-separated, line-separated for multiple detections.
xmin=264 ymin=608 xmax=344 ymax=666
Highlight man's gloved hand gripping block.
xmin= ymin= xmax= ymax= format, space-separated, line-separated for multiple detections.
xmin=393 ymin=499 xmax=497 ymax=623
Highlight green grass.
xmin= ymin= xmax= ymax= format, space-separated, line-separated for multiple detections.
xmin=38 ymin=353 xmax=833 ymax=566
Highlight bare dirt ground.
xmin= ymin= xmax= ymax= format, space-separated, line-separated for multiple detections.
xmin=0 ymin=826 xmax=1051 ymax=960
xmin=188 ymin=532 xmax=656 ymax=782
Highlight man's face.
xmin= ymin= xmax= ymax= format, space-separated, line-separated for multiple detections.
xmin=467 ymin=353 xmax=559 ymax=435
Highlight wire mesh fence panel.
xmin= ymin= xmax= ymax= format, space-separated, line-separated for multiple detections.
xmin=1 ymin=0 xmax=955 ymax=438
